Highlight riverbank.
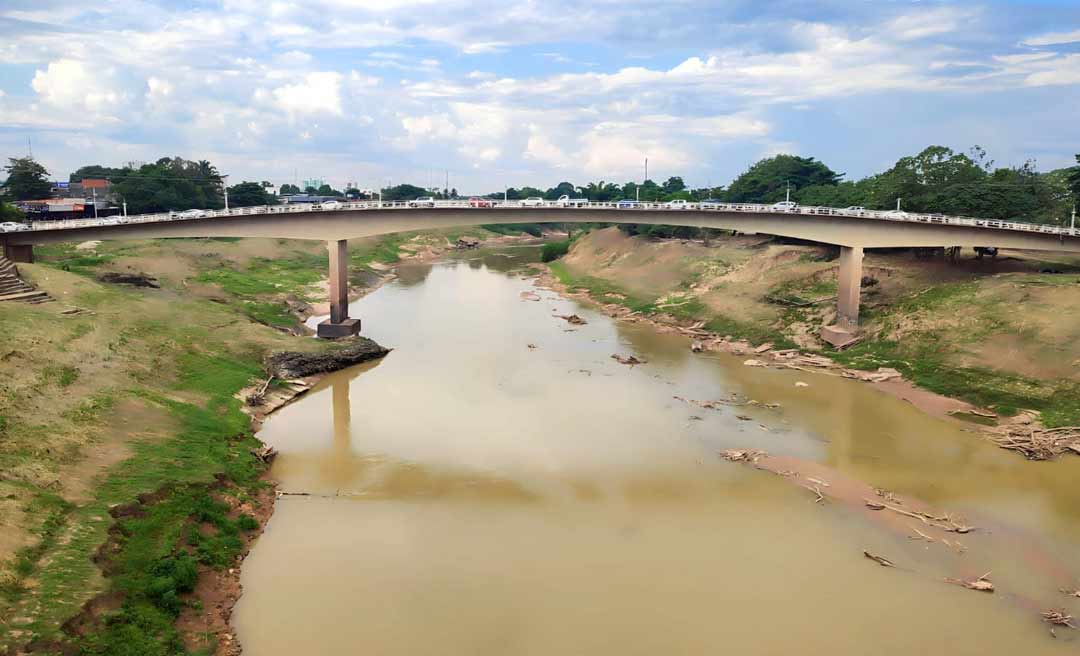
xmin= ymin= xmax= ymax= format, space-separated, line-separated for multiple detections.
xmin=0 ymin=227 xmax=539 ymax=654
xmin=540 ymin=228 xmax=1080 ymax=457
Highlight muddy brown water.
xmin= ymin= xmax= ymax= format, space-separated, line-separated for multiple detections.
xmin=235 ymin=246 xmax=1080 ymax=654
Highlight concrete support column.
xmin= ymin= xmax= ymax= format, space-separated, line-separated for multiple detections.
xmin=3 ymin=243 xmax=34 ymax=264
xmin=317 ymin=239 xmax=361 ymax=339
xmin=836 ymin=245 xmax=863 ymax=327
xmin=329 ymin=239 xmax=348 ymax=324
xmin=821 ymin=245 xmax=863 ymax=348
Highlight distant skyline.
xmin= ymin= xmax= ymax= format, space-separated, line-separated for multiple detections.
xmin=1 ymin=0 xmax=1079 ymax=193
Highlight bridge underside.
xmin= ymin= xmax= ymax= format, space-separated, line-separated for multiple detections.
xmin=5 ymin=209 xmax=1079 ymax=345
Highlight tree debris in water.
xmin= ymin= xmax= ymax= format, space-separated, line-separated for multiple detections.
xmin=1042 ymin=610 xmax=1077 ymax=629
xmin=869 ymin=500 xmax=975 ymax=534
xmin=743 ymin=359 xmax=768 ymax=367
xmin=519 ymin=291 xmax=542 ymax=301
xmin=946 ymin=572 xmax=994 ymax=593
xmin=984 ymin=425 xmax=1080 ymax=461
xmin=863 ymin=551 xmax=895 ymax=567
xmin=527 ymin=343 xmax=537 ymax=349
xmin=719 ymin=449 xmax=767 ymax=463
xmin=556 ymin=313 xmax=587 ymax=325
xmin=735 ymin=414 xmax=752 ymax=421
xmin=1060 ymin=587 xmax=1080 ymax=598
xmin=874 ymin=487 xmax=902 ymax=504
xmin=794 ymin=381 xmax=809 ymax=388
xmin=611 ymin=354 xmax=645 ymax=366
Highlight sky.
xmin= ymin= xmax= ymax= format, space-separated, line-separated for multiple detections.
xmin=0 ymin=0 xmax=1078 ymax=194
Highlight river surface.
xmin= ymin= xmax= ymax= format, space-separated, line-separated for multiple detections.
xmin=235 ymin=246 xmax=1080 ymax=654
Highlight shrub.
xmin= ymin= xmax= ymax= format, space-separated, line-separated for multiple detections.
xmin=541 ymin=240 xmax=571 ymax=262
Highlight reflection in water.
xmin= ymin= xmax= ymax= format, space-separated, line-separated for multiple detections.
xmin=237 ymin=247 xmax=1080 ymax=656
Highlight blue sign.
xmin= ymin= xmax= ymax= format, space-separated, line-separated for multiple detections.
xmin=56 ymin=182 xmax=69 ymax=188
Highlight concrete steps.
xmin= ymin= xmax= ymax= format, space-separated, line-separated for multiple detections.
xmin=0 ymin=255 xmax=52 ymax=304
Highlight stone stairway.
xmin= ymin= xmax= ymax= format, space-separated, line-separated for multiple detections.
xmin=0 ymin=255 xmax=52 ymax=304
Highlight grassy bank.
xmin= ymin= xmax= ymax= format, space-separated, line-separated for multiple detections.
xmin=0 ymin=237 xmax=388 ymax=654
xmin=549 ymin=227 xmax=1080 ymax=425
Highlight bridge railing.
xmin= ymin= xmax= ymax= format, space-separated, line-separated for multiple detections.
xmin=26 ymin=199 xmax=1079 ymax=238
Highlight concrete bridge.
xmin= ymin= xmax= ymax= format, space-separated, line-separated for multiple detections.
xmin=4 ymin=200 xmax=1078 ymax=343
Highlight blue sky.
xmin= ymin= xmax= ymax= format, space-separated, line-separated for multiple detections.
xmin=0 ymin=0 xmax=1078 ymax=193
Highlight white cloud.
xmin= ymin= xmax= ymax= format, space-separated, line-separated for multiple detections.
xmin=272 ymin=72 xmax=344 ymax=117
xmin=31 ymin=59 xmax=124 ymax=112
xmin=1023 ymin=54 xmax=1080 ymax=87
xmin=1022 ymin=29 xmax=1080 ymax=47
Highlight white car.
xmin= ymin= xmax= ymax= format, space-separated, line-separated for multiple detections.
xmin=177 ymin=209 xmax=206 ymax=219
xmin=772 ymin=200 xmax=798 ymax=211
xmin=319 ymin=200 xmax=342 ymax=210
xmin=0 ymin=222 xmax=29 ymax=232
xmin=884 ymin=210 xmax=909 ymax=219
xmin=844 ymin=206 xmax=866 ymax=211
xmin=666 ymin=199 xmax=690 ymax=209
xmin=408 ymin=197 xmax=436 ymax=208
xmin=555 ymin=195 xmax=588 ymax=207
xmin=520 ymin=197 xmax=545 ymax=207
xmin=100 ymin=217 xmax=123 ymax=226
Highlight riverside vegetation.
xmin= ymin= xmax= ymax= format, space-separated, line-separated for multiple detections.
xmin=0 ymin=226 xmax=531 ymax=654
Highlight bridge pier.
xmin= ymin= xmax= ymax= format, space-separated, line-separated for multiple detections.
xmin=821 ymin=246 xmax=863 ymax=348
xmin=2 ymin=242 xmax=33 ymax=264
xmin=317 ymin=239 xmax=361 ymax=339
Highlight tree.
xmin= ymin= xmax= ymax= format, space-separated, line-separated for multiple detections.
xmin=726 ymin=155 xmax=842 ymax=203
xmin=3 ymin=157 xmax=52 ymax=201
xmin=109 ymin=157 xmax=225 ymax=213
xmin=279 ymin=183 xmax=301 ymax=195
xmin=0 ymin=202 xmax=24 ymax=222
xmin=1069 ymin=154 xmax=1080 ymax=209
xmin=381 ymin=183 xmax=429 ymax=201
xmin=70 ymin=165 xmax=127 ymax=182
xmin=661 ymin=176 xmax=686 ymax=194
xmin=226 ymin=181 xmax=277 ymax=208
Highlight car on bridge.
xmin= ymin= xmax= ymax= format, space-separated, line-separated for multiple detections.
xmin=520 ymin=197 xmax=545 ymax=207
xmin=666 ymin=199 xmax=690 ymax=209
xmin=844 ymin=206 xmax=867 ymax=212
xmin=0 ymin=222 xmax=29 ymax=232
xmin=176 ymin=209 xmax=206 ymax=219
xmin=616 ymin=199 xmax=639 ymax=209
xmin=555 ymin=195 xmax=588 ymax=207
xmin=318 ymin=200 xmax=342 ymax=210
xmin=884 ymin=209 xmax=910 ymax=218
xmin=408 ymin=197 xmax=436 ymax=208
xmin=468 ymin=197 xmax=493 ymax=208
xmin=772 ymin=200 xmax=798 ymax=211
xmin=700 ymin=198 xmax=723 ymax=207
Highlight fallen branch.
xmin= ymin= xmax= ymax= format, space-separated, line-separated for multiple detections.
xmin=863 ymin=551 xmax=895 ymax=568
xmin=946 ymin=572 xmax=994 ymax=593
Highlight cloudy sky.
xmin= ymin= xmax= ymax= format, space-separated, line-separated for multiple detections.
xmin=0 ymin=0 xmax=1078 ymax=193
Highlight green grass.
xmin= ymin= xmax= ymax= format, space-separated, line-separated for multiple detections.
xmin=6 ymin=350 xmax=269 ymax=653
xmin=549 ymin=261 xmax=793 ymax=347
xmin=829 ymin=338 xmax=1080 ymax=425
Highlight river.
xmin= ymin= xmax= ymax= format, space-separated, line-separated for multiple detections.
xmin=234 ymin=245 xmax=1080 ymax=654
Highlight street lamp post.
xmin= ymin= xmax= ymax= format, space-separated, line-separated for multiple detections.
xmin=122 ymin=199 xmax=127 ymax=218
xmin=91 ymin=187 xmax=99 ymax=220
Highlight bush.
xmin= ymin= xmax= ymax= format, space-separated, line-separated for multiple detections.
xmin=541 ymin=240 xmax=571 ymax=262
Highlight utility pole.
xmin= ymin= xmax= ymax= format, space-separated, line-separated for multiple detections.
xmin=445 ymin=169 xmax=449 ymax=198
xmin=1072 ymin=206 xmax=1076 ymax=235
xmin=786 ymin=181 xmax=791 ymax=204
xmin=897 ymin=197 xmax=902 ymax=211
xmin=122 ymin=199 xmax=127 ymax=218
xmin=92 ymin=187 xmax=99 ymax=219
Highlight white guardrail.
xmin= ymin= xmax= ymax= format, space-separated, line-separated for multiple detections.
xmin=22 ymin=200 xmax=1080 ymax=238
